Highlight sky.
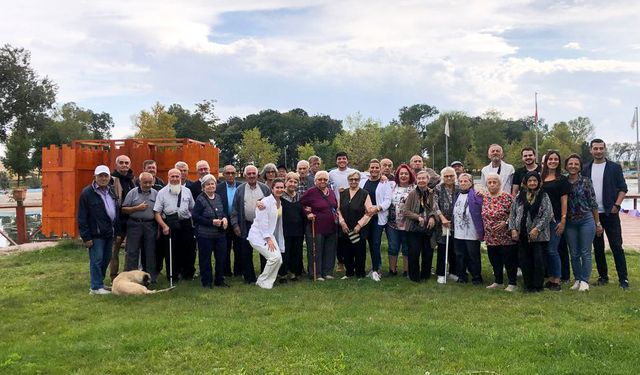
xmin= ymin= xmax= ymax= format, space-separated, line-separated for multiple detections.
xmin=2 ymin=0 xmax=640 ymax=143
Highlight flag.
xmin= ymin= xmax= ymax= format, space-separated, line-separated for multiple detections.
xmin=444 ymin=117 xmax=450 ymax=137
xmin=632 ymin=108 xmax=637 ymax=129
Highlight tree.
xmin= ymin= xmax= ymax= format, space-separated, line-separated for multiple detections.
xmin=236 ymin=128 xmax=278 ymax=168
xmin=297 ymin=143 xmax=316 ymax=161
xmin=0 ymin=171 xmax=10 ymax=189
xmin=133 ymin=102 xmax=177 ymax=138
xmin=398 ymin=104 xmax=439 ymax=138
xmin=333 ymin=114 xmax=383 ymax=171
xmin=567 ymin=116 xmax=594 ymax=144
xmin=380 ymin=122 xmax=422 ymax=166
xmin=169 ymin=100 xmax=218 ymax=141
xmin=31 ymin=102 xmax=114 ymax=169
xmin=2 ymin=129 xmax=32 ymax=186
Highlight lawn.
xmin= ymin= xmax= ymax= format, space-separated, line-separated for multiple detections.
xmin=1 ymin=241 xmax=639 ymax=374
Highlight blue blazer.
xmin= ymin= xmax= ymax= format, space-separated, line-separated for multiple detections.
xmin=582 ymin=159 xmax=627 ymax=214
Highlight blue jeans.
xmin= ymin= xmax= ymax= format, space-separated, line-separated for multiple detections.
xmin=89 ymin=237 xmax=113 ymax=290
xmin=367 ymin=219 xmax=384 ymax=271
xmin=565 ymin=215 xmax=595 ymax=282
xmin=386 ymin=227 xmax=409 ymax=257
xmin=545 ymin=220 xmax=562 ymax=278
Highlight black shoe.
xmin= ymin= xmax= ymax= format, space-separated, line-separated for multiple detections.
xmin=402 ymin=271 xmax=408 ymax=277
xmin=597 ymin=278 xmax=609 ymax=286
xmin=279 ymin=278 xmax=288 ymax=284
xmin=203 ymin=284 xmax=213 ymax=289
xmin=472 ymin=280 xmax=483 ymax=286
xmin=548 ymin=283 xmax=561 ymax=291
xmin=620 ymin=281 xmax=630 ymax=290
xmin=544 ymin=280 xmax=553 ymax=288
xmin=387 ymin=270 xmax=398 ymax=277
xmin=290 ymin=276 xmax=299 ymax=282
xmin=456 ymin=279 xmax=468 ymax=284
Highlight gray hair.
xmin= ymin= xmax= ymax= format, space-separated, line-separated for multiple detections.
xmin=458 ymin=173 xmax=473 ymax=183
xmin=347 ymin=170 xmax=361 ymax=181
xmin=174 ymin=161 xmax=188 ymax=169
xmin=297 ymin=160 xmax=310 ymax=169
xmin=439 ymin=167 xmax=457 ymax=181
xmin=200 ymin=173 xmax=217 ymax=187
xmin=260 ymin=163 xmax=277 ymax=180
xmin=314 ymin=170 xmax=329 ymax=182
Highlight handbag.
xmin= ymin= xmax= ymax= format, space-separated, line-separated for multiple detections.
xmin=319 ymin=189 xmax=339 ymax=225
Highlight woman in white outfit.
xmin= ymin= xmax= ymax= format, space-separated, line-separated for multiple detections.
xmin=247 ymin=178 xmax=285 ymax=289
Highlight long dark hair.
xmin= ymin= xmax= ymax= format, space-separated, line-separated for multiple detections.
xmin=541 ymin=150 xmax=562 ymax=181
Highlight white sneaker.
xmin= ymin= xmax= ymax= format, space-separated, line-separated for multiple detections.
xmin=486 ymin=283 xmax=500 ymax=289
xmin=570 ymin=281 xmax=581 ymax=290
xmin=325 ymin=275 xmax=334 ymax=280
xmin=371 ymin=271 xmax=381 ymax=282
xmin=579 ymin=281 xmax=590 ymax=292
xmin=316 ymin=277 xmax=325 ymax=281
xmin=437 ymin=276 xmax=446 ymax=284
xmin=504 ymin=285 xmax=517 ymax=292
xmin=448 ymin=274 xmax=459 ymax=282
xmin=517 ymin=268 xmax=523 ymax=277
xmin=89 ymin=288 xmax=111 ymax=295
xmin=341 ymin=275 xmax=349 ymax=280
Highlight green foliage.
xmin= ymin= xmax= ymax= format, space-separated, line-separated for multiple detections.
xmin=169 ymin=100 xmax=218 ymax=142
xmin=27 ymin=172 xmax=41 ymax=188
xmin=1 ymin=245 xmax=639 ymax=373
xmin=0 ymin=44 xmax=57 ymax=142
xmin=133 ymin=102 xmax=177 ymax=138
xmin=296 ymin=143 xmax=316 ymax=161
xmin=2 ymin=129 xmax=32 ymax=186
xmin=0 ymin=171 xmax=10 ymax=189
xmin=236 ymin=128 xmax=279 ymax=168
xmin=333 ymin=113 xmax=383 ymax=170
xmin=398 ymin=103 xmax=439 ymax=138
xmin=380 ymin=122 xmax=422 ymax=166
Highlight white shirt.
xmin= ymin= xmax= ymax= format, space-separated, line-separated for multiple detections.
xmin=153 ymin=185 xmax=194 ymax=220
xmin=591 ymin=162 xmax=606 ymax=213
xmin=453 ymin=193 xmax=478 ymax=240
xmin=328 ymin=167 xmax=358 ymax=198
xmin=480 ymin=161 xmax=514 ymax=193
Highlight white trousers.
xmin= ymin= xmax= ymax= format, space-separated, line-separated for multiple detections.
xmin=250 ymin=240 xmax=283 ymax=289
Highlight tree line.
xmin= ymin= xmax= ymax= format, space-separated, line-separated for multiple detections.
xmin=1 ymin=44 xmax=636 ymax=185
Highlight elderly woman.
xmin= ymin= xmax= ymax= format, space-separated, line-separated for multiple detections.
xmin=509 ymin=171 xmax=553 ymax=293
xmin=192 ymin=174 xmax=228 ymax=288
xmin=247 ymin=178 xmax=285 ymax=289
xmin=402 ymin=170 xmax=437 ymax=282
xmin=452 ymin=173 xmax=484 ymax=284
xmin=280 ymin=172 xmax=306 ymax=281
xmin=338 ymin=170 xmax=374 ymax=279
xmin=434 ymin=167 xmax=460 ymax=283
xmin=300 ymin=170 xmax=339 ymax=281
xmin=565 ymin=154 xmax=602 ymax=292
xmin=481 ymin=173 xmax=518 ymax=291
xmin=386 ymin=163 xmax=415 ymax=276
xmin=260 ymin=163 xmax=278 ymax=190
xmin=541 ymin=150 xmax=571 ymax=291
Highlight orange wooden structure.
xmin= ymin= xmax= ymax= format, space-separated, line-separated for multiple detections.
xmin=41 ymin=138 xmax=220 ymax=238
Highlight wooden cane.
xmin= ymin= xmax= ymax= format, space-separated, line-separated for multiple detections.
xmin=312 ymin=217 xmax=317 ymax=281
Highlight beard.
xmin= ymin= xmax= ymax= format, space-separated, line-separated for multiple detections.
xmin=169 ymin=183 xmax=181 ymax=195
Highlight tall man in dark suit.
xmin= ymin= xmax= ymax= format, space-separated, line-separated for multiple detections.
xmin=217 ymin=164 xmax=242 ymax=276
xmin=582 ymin=138 xmax=629 ymax=290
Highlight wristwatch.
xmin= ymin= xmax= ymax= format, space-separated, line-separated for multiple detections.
xmin=613 ymin=203 xmax=621 ymax=210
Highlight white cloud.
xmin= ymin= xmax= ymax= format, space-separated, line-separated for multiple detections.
xmin=563 ymin=42 xmax=581 ymax=50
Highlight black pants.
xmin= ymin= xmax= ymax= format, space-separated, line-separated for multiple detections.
xmin=593 ymin=213 xmax=628 ymax=284
xmin=241 ymin=221 xmax=257 ymax=283
xmin=407 ymin=231 xmax=434 ymax=282
xmin=155 ymin=233 xmax=170 ymax=280
xmin=124 ymin=220 xmax=157 ymax=276
xmin=337 ymin=235 xmax=345 ymax=265
xmin=283 ymin=236 xmax=304 ymax=276
xmin=223 ymin=229 xmax=243 ymax=277
xmin=169 ymin=219 xmax=196 ymax=280
xmin=558 ymin=235 xmax=571 ymax=281
xmin=454 ymin=239 xmax=482 ymax=283
xmin=343 ymin=235 xmax=367 ymax=278
xmin=197 ymin=236 xmax=227 ymax=287
xmin=436 ymin=236 xmax=457 ymax=276
xmin=487 ymin=244 xmax=518 ymax=285
xmin=518 ymin=241 xmax=547 ymax=291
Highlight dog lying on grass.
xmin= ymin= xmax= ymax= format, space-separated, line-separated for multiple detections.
xmin=112 ymin=270 xmax=175 ymax=296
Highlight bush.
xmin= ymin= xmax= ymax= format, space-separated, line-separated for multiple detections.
xmin=0 ymin=171 xmax=10 ymax=190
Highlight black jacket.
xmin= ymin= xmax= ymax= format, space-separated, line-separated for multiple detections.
xmin=217 ymin=180 xmax=241 ymax=217
xmin=77 ymin=183 xmax=119 ymax=242
xmin=187 ymin=179 xmax=202 ymax=201
xmin=582 ymin=159 xmax=627 ymax=214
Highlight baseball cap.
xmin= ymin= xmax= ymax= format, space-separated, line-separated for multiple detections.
xmin=450 ymin=161 xmax=463 ymax=167
xmin=94 ymin=165 xmax=110 ymax=176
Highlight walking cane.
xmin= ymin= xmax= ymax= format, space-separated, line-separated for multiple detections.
xmin=311 ymin=217 xmax=317 ymax=282
xmin=444 ymin=226 xmax=450 ymax=285
xmin=169 ymin=235 xmax=174 ymax=288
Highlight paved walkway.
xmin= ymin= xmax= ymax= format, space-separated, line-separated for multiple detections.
xmin=619 ymin=213 xmax=640 ymax=251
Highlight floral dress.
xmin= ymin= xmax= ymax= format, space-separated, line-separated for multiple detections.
xmin=481 ymin=192 xmax=515 ymax=246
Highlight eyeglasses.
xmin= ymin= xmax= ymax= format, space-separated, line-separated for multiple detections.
xmin=348 ymin=178 xmax=359 ymax=181
xmin=316 ymin=178 xmax=328 ymax=181
xmin=443 ymin=175 xmax=455 ymax=178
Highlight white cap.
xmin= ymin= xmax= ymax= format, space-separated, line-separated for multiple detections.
xmin=94 ymin=165 xmax=110 ymax=176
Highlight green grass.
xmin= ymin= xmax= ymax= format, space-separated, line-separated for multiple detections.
xmin=1 ymin=241 xmax=639 ymax=374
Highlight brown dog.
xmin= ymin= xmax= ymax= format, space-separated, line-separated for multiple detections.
xmin=112 ymin=270 xmax=175 ymax=296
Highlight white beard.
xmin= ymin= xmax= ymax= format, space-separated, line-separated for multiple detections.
xmin=169 ymin=183 xmax=181 ymax=195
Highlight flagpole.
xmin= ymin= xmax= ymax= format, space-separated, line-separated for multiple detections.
xmin=445 ymin=117 xmax=449 ymax=167
xmin=535 ymin=92 xmax=539 ymax=161
xmin=636 ymin=106 xmax=639 ymax=193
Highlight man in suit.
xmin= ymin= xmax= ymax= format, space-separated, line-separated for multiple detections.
xmin=582 ymin=138 xmax=629 ymax=290
xmin=218 ymin=164 xmax=242 ymax=277
xmin=187 ymin=160 xmax=211 ymax=200
xmin=230 ymin=165 xmax=271 ymax=283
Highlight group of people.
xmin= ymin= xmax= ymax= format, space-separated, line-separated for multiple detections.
xmin=78 ymin=138 xmax=630 ymax=294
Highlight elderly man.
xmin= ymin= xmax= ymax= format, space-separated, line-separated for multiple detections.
xmin=154 ymin=168 xmax=196 ymax=282
xmin=175 ymin=161 xmax=190 ymax=185
xmin=380 ymin=158 xmax=394 ymax=181
xmin=451 ymin=161 xmax=465 ymax=177
xmin=230 ymin=165 xmax=271 ymax=283
xmin=328 ymin=152 xmax=359 ymax=272
xmin=78 ymin=165 xmax=119 ymax=295
xmin=409 ymin=154 xmax=440 ymax=188
xmin=217 ymin=164 xmax=242 ymax=277
xmin=187 ymin=160 xmax=210 ymax=200
xmin=296 ymin=160 xmax=316 ymax=195
xmin=308 ymin=155 xmax=322 ymax=176
xmin=142 ymin=159 xmax=165 ymax=190
xmin=480 ymin=144 xmax=514 ymax=193
xmin=122 ymin=172 xmax=159 ymax=280
xmin=109 ymin=154 xmax=135 ymax=281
